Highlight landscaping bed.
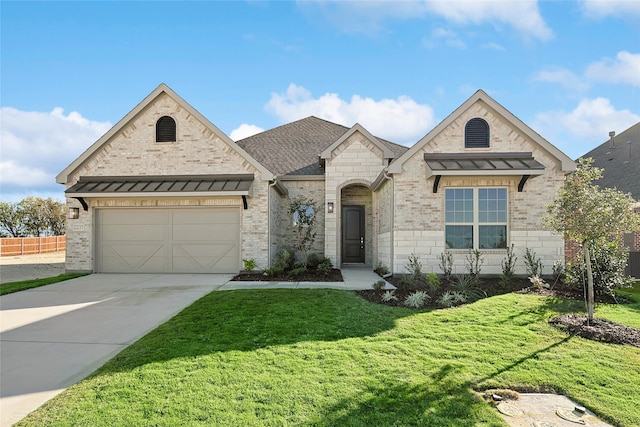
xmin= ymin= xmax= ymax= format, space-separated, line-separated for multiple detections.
xmin=232 ymin=268 xmax=343 ymax=282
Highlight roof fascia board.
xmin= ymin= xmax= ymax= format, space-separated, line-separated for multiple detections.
xmin=320 ymin=123 xmax=394 ymax=160
xmin=388 ymin=90 xmax=576 ymax=174
xmin=278 ymin=175 xmax=326 ymax=181
xmin=56 ymin=84 xmax=274 ymax=184
xmin=371 ymin=169 xmax=390 ymax=192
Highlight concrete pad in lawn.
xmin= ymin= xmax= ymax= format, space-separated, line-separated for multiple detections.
xmin=0 ymin=273 xmax=231 ymax=427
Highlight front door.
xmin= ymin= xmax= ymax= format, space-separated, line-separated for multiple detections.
xmin=342 ymin=205 xmax=365 ymax=263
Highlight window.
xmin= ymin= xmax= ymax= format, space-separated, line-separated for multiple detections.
xmin=156 ymin=116 xmax=176 ymax=142
xmin=465 ymin=118 xmax=489 ymax=148
xmin=445 ymin=188 xmax=507 ymax=249
xmin=293 ymin=205 xmax=315 ymax=226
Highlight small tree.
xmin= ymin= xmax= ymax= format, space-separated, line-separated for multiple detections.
xmin=0 ymin=201 xmax=26 ymax=237
xmin=544 ymin=158 xmax=640 ymax=324
xmin=287 ymin=196 xmax=318 ymax=264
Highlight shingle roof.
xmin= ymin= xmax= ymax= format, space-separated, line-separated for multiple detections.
xmin=235 ymin=116 xmax=409 ymax=176
xmin=580 ymin=122 xmax=640 ymax=201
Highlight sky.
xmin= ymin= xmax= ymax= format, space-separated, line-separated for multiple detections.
xmin=1 ymin=0 xmax=639 ymax=203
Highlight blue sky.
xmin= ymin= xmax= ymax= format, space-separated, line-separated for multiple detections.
xmin=1 ymin=0 xmax=639 ymax=202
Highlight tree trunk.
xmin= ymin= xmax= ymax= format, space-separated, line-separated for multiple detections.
xmin=583 ymin=241 xmax=595 ymax=325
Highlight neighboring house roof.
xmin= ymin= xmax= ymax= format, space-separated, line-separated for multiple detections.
xmin=56 ymin=83 xmax=274 ymax=184
xmin=236 ymin=116 xmax=408 ymax=176
xmin=580 ymin=122 xmax=640 ymax=201
xmin=388 ymin=89 xmax=575 ymax=174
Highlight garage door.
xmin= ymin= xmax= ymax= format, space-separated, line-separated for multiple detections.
xmin=96 ymin=208 xmax=240 ymax=273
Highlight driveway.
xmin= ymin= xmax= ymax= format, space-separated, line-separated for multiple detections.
xmin=0 ymin=273 xmax=231 ymax=426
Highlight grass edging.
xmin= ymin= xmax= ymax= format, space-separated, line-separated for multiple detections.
xmin=0 ymin=273 xmax=88 ymax=295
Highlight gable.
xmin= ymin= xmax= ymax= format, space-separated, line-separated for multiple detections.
xmin=57 ymin=84 xmax=273 ymax=185
xmin=388 ymin=90 xmax=575 ymax=175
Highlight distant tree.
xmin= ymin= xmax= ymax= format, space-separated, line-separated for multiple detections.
xmin=0 ymin=197 xmax=66 ymax=238
xmin=0 ymin=201 xmax=26 ymax=237
xmin=544 ymin=158 xmax=640 ymax=324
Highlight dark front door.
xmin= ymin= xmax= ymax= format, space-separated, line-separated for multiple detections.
xmin=342 ymin=205 xmax=365 ymax=263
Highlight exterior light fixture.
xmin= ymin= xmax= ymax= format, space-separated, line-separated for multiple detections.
xmin=327 ymin=202 xmax=334 ymax=214
xmin=69 ymin=207 xmax=80 ymax=219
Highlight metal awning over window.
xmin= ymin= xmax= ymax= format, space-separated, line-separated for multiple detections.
xmin=424 ymin=152 xmax=545 ymax=193
xmin=66 ymin=174 xmax=254 ymax=198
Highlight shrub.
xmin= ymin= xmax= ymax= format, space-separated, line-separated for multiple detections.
xmin=437 ymin=290 xmax=468 ymax=308
xmin=425 ymin=272 xmax=440 ymax=293
xmin=374 ymin=262 xmax=390 ymax=276
xmin=452 ymin=274 xmax=486 ymax=302
xmin=274 ymin=249 xmax=295 ymax=271
xmin=465 ymin=249 xmax=484 ymax=279
xmin=501 ymin=244 xmax=517 ymax=279
xmin=565 ymin=241 xmax=633 ymax=296
xmin=306 ymin=252 xmax=322 ymax=270
xmin=529 ymin=274 xmax=549 ymax=289
xmin=242 ymin=258 xmax=257 ymax=272
xmin=552 ymin=260 xmax=565 ymax=288
xmin=397 ymin=275 xmax=417 ymax=291
xmin=316 ymin=257 xmax=333 ymax=276
xmin=381 ymin=290 xmax=398 ymax=303
xmin=263 ymin=267 xmax=283 ymax=278
xmin=288 ymin=266 xmax=307 ymax=278
xmin=405 ymin=253 xmax=423 ymax=281
xmin=372 ymin=279 xmax=386 ymax=291
xmin=523 ymin=247 xmax=543 ymax=277
xmin=438 ymin=252 xmax=454 ymax=280
xmin=404 ymin=291 xmax=430 ymax=308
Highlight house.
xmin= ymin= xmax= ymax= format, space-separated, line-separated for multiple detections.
xmin=57 ymin=84 xmax=575 ymax=276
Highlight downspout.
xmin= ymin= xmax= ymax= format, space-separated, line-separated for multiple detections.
xmin=268 ymin=180 xmax=277 ymax=268
xmin=384 ymin=169 xmax=395 ymax=275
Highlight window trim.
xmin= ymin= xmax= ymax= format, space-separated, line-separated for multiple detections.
xmin=445 ymin=187 xmax=508 ymax=250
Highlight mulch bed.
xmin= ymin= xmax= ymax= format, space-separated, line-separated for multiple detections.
xmin=231 ymin=269 xmax=343 ymax=282
xmin=550 ymin=314 xmax=640 ymax=348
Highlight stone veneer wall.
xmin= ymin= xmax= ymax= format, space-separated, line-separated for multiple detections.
xmin=390 ymin=100 xmax=567 ymax=275
xmin=374 ymin=178 xmax=393 ymax=271
xmin=64 ymin=93 xmax=270 ymax=272
xmin=324 ymin=132 xmax=387 ymax=266
xmin=275 ymin=179 xmax=326 ymax=262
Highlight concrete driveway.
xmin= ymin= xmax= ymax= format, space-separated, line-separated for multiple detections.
xmin=0 ymin=273 xmax=231 ymax=426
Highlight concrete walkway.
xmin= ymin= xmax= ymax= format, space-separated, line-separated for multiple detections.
xmin=0 ymin=266 xmax=388 ymax=426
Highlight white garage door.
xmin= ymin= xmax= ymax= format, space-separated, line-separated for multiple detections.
xmin=96 ymin=208 xmax=240 ymax=273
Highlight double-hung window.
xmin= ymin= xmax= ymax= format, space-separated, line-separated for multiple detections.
xmin=445 ymin=188 xmax=507 ymax=249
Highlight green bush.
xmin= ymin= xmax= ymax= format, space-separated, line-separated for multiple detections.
xmin=452 ymin=275 xmax=486 ymax=302
xmin=288 ymin=266 xmax=307 ymax=278
xmin=565 ymin=241 xmax=633 ymax=296
xmin=437 ymin=290 xmax=467 ymax=308
xmin=397 ymin=275 xmax=417 ymax=291
xmin=425 ymin=272 xmax=440 ymax=293
xmin=372 ymin=279 xmax=386 ymax=291
xmin=374 ymin=262 xmax=390 ymax=276
xmin=438 ymin=252 xmax=453 ymax=280
xmin=274 ymin=249 xmax=295 ymax=271
xmin=306 ymin=252 xmax=322 ymax=269
xmin=263 ymin=267 xmax=284 ymax=278
xmin=404 ymin=291 xmax=429 ymax=308
xmin=242 ymin=258 xmax=257 ymax=272
xmin=381 ymin=290 xmax=398 ymax=303
xmin=523 ymin=247 xmax=543 ymax=277
xmin=316 ymin=257 xmax=333 ymax=276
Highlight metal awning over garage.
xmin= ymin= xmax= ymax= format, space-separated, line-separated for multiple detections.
xmin=66 ymin=174 xmax=255 ymax=197
xmin=424 ymin=152 xmax=545 ymax=193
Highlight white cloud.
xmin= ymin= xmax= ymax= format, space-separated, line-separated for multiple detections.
xmin=585 ymin=51 xmax=640 ymax=87
xmin=265 ymin=84 xmax=435 ymax=144
xmin=300 ymin=0 xmax=552 ymax=40
xmin=580 ymin=0 xmax=640 ymax=18
xmin=534 ymin=67 xmax=589 ymax=92
xmin=534 ymin=97 xmax=640 ymax=158
xmin=0 ymin=107 xmax=111 ymax=200
xmin=229 ymin=124 xmax=265 ymax=141
xmin=422 ymin=28 xmax=466 ymax=49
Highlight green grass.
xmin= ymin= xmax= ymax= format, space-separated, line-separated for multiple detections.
xmin=0 ymin=273 xmax=87 ymax=295
xmin=17 ymin=289 xmax=640 ymax=426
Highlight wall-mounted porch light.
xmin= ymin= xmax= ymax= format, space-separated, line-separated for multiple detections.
xmin=327 ymin=202 xmax=334 ymax=214
xmin=69 ymin=207 xmax=80 ymax=219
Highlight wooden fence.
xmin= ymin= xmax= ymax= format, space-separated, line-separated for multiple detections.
xmin=0 ymin=236 xmax=66 ymax=256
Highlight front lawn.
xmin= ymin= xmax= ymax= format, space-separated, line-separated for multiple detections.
xmin=17 ymin=289 xmax=640 ymax=426
xmin=0 ymin=273 xmax=87 ymax=295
